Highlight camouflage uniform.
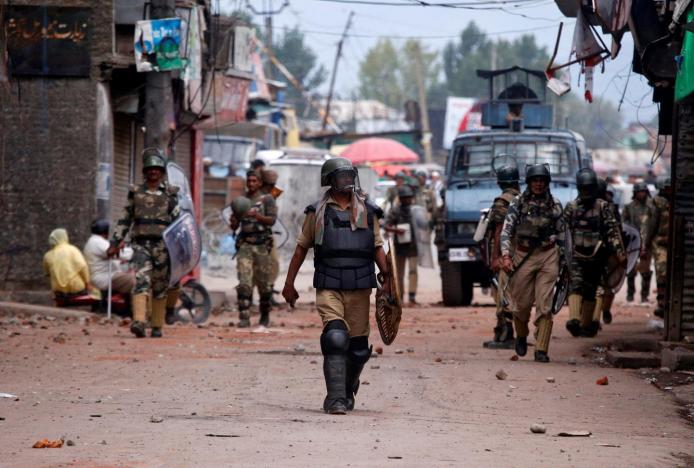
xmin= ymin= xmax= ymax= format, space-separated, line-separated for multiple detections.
xmin=385 ymin=204 xmax=418 ymax=301
xmin=594 ymin=198 xmax=623 ymax=323
xmin=564 ymin=197 xmax=624 ymax=335
xmin=487 ymin=187 xmax=520 ymax=342
xmin=650 ymin=194 xmax=670 ymax=316
xmin=501 ymin=190 xmax=565 ymax=357
xmin=236 ymin=191 xmax=277 ymax=326
xmin=112 ymin=181 xmax=179 ymax=328
xmin=622 ymin=197 xmax=656 ymax=301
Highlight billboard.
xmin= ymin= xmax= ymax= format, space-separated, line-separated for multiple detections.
xmin=442 ymin=97 xmax=483 ymax=149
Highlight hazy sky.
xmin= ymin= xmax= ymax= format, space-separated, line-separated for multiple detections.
xmin=226 ymin=0 xmax=658 ymax=124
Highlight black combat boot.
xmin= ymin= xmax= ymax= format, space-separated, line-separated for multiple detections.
xmin=581 ymin=321 xmax=600 ymax=338
xmin=259 ymin=293 xmax=272 ymax=327
xmin=515 ymin=336 xmax=528 ymax=357
xmin=165 ymin=307 xmax=177 ymax=325
xmin=321 ymin=321 xmax=349 ymax=415
xmin=602 ymin=309 xmax=613 ymax=325
xmin=484 ymin=321 xmax=515 ymax=349
xmin=151 ymin=327 xmax=163 ymax=338
xmin=534 ymin=350 xmax=550 ymax=362
xmin=130 ymin=320 xmax=146 ymax=338
xmin=641 ymin=272 xmax=652 ymax=303
xmin=345 ymin=337 xmax=372 ymax=411
xmin=626 ymin=274 xmax=635 ymax=302
xmin=565 ymin=319 xmax=582 ymax=337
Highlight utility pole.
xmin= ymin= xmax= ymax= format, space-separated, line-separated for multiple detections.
xmin=413 ymin=42 xmax=433 ymax=163
xmin=265 ymin=14 xmax=273 ymax=80
xmin=322 ymin=11 xmax=354 ymax=132
xmin=144 ymin=0 xmax=175 ymax=156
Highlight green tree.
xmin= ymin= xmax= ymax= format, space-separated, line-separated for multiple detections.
xmin=358 ymin=39 xmax=442 ymax=111
xmin=442 ymin=22 xmax=549 ymax=98
xmin=272 ymin=27 xmax=327 ymax=112
xmin=554 ymin=93 xmax=624 ymax=149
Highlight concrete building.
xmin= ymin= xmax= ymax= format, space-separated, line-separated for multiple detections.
xmin=0 ymin=1 xmax=251 ymax=301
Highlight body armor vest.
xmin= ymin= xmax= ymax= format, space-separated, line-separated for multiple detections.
xmin=239 ymin=194 xmax=270 ymax=244
xmin=131 ymin=185 xmax=175 ymax=239
xmin=623 ymin=199 xmax=652 ymax=228
xmin=567 ymin=199 xmax=606 ymax=253
xmin=515 ymin=194 xmax=557 ymax=249
xmin=312 ymin=204 xmax=377 ymax=290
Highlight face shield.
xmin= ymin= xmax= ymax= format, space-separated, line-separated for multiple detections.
xmin=331 ymin=168 xmax=360 ymax=194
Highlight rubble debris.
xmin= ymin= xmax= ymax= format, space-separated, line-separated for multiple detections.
xmin=150 ymin=415 xmax=164 ymax=423
xmin=556 ymin=431 xmax=591 ymax=437
xmin=33 ymin=439 xmax=63 ymax=448
xmin=546 ymin=377 xmax=555 ymax=383
xmin=530 ymin=424 xmax=546 ymax=434
xmin=495 ymin=369 xmax=508 ymax=380
xmin=596 ymin=376 xmax=609 ymax=385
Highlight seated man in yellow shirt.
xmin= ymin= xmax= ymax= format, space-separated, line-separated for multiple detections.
xmin=43 ymin=228 xmax=90 ymax=299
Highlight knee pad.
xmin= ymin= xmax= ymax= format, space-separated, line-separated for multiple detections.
xmin=320 ymin=320 xmax=349 ymax=355
xmin=347 ymin=336 xmax=372 ymax=365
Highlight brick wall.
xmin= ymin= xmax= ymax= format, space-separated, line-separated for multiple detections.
xmin=0 ymin=0 xmax=114 ymax=296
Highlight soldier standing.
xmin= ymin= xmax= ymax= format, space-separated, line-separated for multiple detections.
xmin=564 ymin=169 xmax=625 ymax=338
xmin=414 ymin=170 xmax=435 ymax=216
xmin=383 ymin=172 xmax=406 ymax=211
xmin=500 ymin=164 xmax=565 ymax=362
xmin=483 ymin=165 xmax=521 ymax=349
xmin=282 ymin=158 xmax=392 ymax=415
xmin=649 ymin=177 xmax=671 ymax=317
xmin=229 ymin=170 xmax=277 ymax=328
xmin=622 ymin=183 xmax=656 ymax=303
xmin=108 ymin=149 xmax=180 ymax=338
xmin=385 ymin=186 xmax=419 ymax=305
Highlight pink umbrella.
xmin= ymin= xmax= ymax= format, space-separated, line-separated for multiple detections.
xmin=341 ymin=137 xmax=419 ymax=164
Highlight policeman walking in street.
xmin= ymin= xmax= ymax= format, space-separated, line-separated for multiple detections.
xmin=229 ymin=170 xmax=277 ymax=328
xmin=564 ymin=169 xmax=625 ymax=338
xmin=385 ymin=186 xmax=419 ymax=305
xmin=500 ymin=164 xmax=565 ymax=362
xmin=648 ymin=177 xmax=671 ymax=318
xmin=593 ymin=179 xmax=623 ymax=325
xmin=108 ymin=148 xmax=180 ymax=338
xmin=483 ymin=163 xmax=521 ymax=349
xmin=282 ymin=157 xmax=392 ymax=414
xmin=622 ymin=182 xmax=656 ymax=303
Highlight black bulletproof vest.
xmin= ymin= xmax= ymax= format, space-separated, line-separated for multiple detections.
xmin=313 ymin=204 xmax=377 ymax=290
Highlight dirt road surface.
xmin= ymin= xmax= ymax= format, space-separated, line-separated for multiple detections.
xmin=1 ymin=268 xmax=692 ymax=467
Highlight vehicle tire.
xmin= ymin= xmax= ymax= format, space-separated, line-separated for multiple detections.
xmin=441 ymin=261 xmax=463 ymax=306
xmin=461 ymin=279 xmax=473 ymax=306
xmin=175 ymin=280 xmax=212 ymax=324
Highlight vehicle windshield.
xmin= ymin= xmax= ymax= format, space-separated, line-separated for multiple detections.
xmin=451 ymin=140 xmax=575 ymax=179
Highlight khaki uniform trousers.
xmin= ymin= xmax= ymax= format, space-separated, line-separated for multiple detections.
xmin=395 ymin=254 xmax=418 ymax=298
xmin=316 ymin=288 xmax=371 ymax=337
xmin=509 ymin=246 xmax=559 ymax=338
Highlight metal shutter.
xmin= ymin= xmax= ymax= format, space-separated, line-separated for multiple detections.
xmin=112 ymin=113 xmax=135 ymax=224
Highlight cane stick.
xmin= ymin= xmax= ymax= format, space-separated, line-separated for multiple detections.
xmin=107 ymin=259 xmax=113 ymax=320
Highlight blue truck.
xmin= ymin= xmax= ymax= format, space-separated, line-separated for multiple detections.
xmin=437 ymin=67 xmax=591 ymax=306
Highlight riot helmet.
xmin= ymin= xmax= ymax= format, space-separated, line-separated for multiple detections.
xmin=633 ymin=182 xmax=649 ymax=194
xmin=576 ymin=168 xmax=598 ymax=200
xmin=261 ymin=169 xmax=278 ymax=186
xmin=496 ymin=165 xmax=520 ymax=185
xmin=90 ymin=219 xmax=110 ymax=236
xmin=525 ymin=163 xmax=551 ymax=183
xmin=231 ymin=196 xmax=252 ymax=218
xmin=142 ymin=147 xmax=167 ymax=172
xmin=320 ymin=157 xmax=358 ymax=193
xmin=398 ymin=186 xmax=414 ymax=198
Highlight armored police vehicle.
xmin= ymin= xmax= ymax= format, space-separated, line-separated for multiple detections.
xmin=438 ymin=66 xmax=591 ymax=306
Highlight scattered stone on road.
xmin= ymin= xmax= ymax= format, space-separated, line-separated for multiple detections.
xmin=530 ymin=424 xmax=547 ymax=434
xmin=495 ymin=369 xmax=508 ymax=380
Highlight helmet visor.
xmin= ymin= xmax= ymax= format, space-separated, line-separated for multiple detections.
xmin=332 ymin=169 xmax=357 ymax=192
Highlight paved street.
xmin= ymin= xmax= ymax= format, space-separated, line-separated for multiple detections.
xmin=1 ymin=267 xmax=693 ymax=467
